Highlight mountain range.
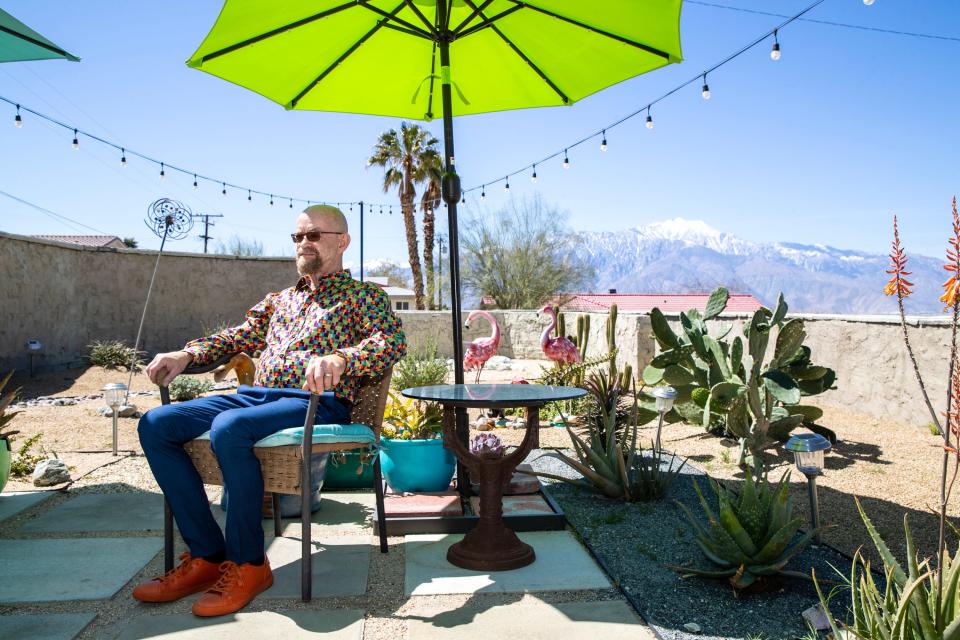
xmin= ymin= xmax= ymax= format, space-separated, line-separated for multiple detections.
xmin=572 ymin=218 xmax=945 ymax=315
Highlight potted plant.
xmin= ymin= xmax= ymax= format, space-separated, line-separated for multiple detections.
xmin=378 ymin=391 xmax=455 ymax=492
xmin=0 ymin=372 xmax=22 ymax=493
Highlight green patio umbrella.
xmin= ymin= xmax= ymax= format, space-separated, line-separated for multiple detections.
xmin=0 ymin=8 xmax=79 ymax=63
xmin=187 ymin=0 xmax=682 ymax=387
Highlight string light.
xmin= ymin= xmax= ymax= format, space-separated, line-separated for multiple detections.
xmin=645 ymin=107 xmax=654 ymax=129
xmin=221 ymin=182 xmax=226 ymax=196
xmin=269 ymin=194 xmax=274 ymax=206
xmin=600 ymin=130 xmax=607 ymax=152
xmin=289 ymin=198 xmax=293 ymax=209
xmin=14 ymin=105 xmax=21 ymax=128
xmin=504 ymin=176 xmax=510 ymax=192
xmin=771 ymin=29 xmax=781 ymax=60
xmin=159 ymin=162 xmax=165 ymax=180
xmin=193 ymin=174 xmax=198 ymax=189
xmin=701 ymin=74 xmax=711 ymax=100
xmin=562 ymin=150 xmax=570 ymax=169
xmin=120 ymin=148 xmax=126 ymax=167
xmin=531 ymin=165 xmax=538 ymax=183
xmin=72 ymin=129 xmax=79 ymax=150
xmin=248 ymin=190 xmax=252 ymax=202
xmin=461 ymin=193 xmax=466 ymax=204
xmin=481 ymin=185 xmax=486 ymax=199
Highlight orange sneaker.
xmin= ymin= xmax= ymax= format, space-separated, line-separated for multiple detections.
xmin=192 ymin=559 xmax=274 ymax=617
xmin=132 ymin=552 xmax=221 ymax=603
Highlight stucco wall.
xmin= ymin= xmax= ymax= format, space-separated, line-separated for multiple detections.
xmin=1 ymin=231 xmax=949 ymax=426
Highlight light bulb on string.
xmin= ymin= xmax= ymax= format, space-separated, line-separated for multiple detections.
xmin=562 ymin=150 xmax=570 ymax=169
xmin=269 ymin=195 xmax=274 ymax=206
xmin=389 ymin=205 xmax=393 ymax=214
xmin=14 ymin=105 xmax=21 ymax=128
xmin=120 ymin=148 xmax=126 ymax=167
xmin=289 ymin=198 xmax=293 ymax=209
xmin=193 ymin=174 xmax=198 ymax=190
xmin=701 ymin=74 xmax=711 ymax=100
xmin=600 ymin=130 xmax=607 ymax=152
xmin=481 ymin=185 xmax=486 ymax=199
xmin=504 ymin=177 xmax=510 ymax=192
xmin=72 ymin=129 xmax=79 ymax=150
xmin=771 ymin=30 xmax=781 ymax=60
xmin=247 ymin=190 xmax=252 ymax=202
xmin=222 ymin=182 xmax=227 ymax=196
xmin=461 ymin=194 xmax=466 ymax=204
xmin=531 ymin=165 xmax=538 ymax=183
xmin=159 ymin=163 xmax=165 ymax=180
xmin=646 ymin=107 xmax=654 ymax=129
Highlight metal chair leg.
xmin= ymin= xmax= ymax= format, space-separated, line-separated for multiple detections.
xmin=272 ymin=493 xmax=282 ymax=537
xmin=163 ymin=498 xmax=174 ymax=572
xmin=374 ymin=454 xmax=388 ymax=553
xmin=300 ymin=394 xmax=319 ymax=602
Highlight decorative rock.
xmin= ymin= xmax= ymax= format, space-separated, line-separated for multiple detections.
xmin=802 ymin=603 xmax=831 ymax=631
xmin=32 ymin=459 xmax=71 ymax=486
xmin=97 ymin=404 xmax=139 ymax=418
xmin=473 ymin=417 xmax=495 ymax=431
xmin=683 ymin=623 xmax=702 ymax=634
xmin=484 ymin=355 xmax=514 ymax=371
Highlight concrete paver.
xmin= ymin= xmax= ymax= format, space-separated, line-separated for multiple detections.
xmin=113 ymin=610 xmax=364 ymax=640
xmin=407 ymin=599 xmax=654 ymax=640
xmin=0 ymin=612 xmax=96 ymax=640
xmin=0 ymin=490 xmax=52 ymax=522
xmin=18 ymin=493 xmax=165 ymax=533
xmin=263 ymin=534 xmax=370 ymax=598
xmin=404 ymin=531 xmax=611 ymax=595
xmin=0 ymin=538 xmax=161 ymax=603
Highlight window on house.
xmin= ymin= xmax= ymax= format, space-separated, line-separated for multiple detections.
xmin=395 ymin=301 xmax=410 ymax=310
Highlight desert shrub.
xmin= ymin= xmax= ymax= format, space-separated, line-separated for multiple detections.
xmin=391 ymin=339 xmax=448 ymax=391
xmin=168 ymin=376 xmax=212 ymax=402
xmin=10 ymin=434 xmax=45 ymax=477
xmin=88 ymin=340 xmax=144 ymax=372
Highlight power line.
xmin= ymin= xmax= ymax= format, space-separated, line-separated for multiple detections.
xmin=0 ymin=189 xmax=109 ymax=235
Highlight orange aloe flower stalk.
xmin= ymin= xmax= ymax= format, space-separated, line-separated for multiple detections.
xmin=941 ymin=197 xmax=960 ymax=307
xmin=884 ymin=215 xmax=913 ymax=298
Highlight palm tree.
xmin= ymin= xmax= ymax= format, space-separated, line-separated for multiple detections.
xmin=368 ymin=123 xmax=441 ymax=310
xmin=420 ymin=170 xmax=442 ymax=309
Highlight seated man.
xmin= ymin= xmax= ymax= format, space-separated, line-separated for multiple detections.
xmin=134 ymin=205 xmax=406 ymax=617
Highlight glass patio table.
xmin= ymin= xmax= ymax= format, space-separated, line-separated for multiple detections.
xmin=402 ymin=384 xmax=585 ymax=571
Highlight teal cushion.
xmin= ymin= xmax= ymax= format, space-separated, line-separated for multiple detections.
xmin=193 ymin=423 xmax=375 ymax=448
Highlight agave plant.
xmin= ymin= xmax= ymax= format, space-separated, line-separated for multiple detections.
xmin=0 ymin=371 xmax=21 ymax=444
xmin=814 ymin=499 xmax=960 ymax=640
xmin=674 ymin=470 xmax=817 ymax=591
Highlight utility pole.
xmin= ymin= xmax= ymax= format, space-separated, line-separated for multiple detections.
xmin=193 ymin=213 xmax=224 ymax=253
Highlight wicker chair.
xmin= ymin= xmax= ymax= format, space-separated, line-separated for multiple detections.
xmin=158 ymin=355 xmax=391 ymax=601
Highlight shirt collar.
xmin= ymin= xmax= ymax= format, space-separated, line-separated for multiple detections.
xmin=295 ymin=269 xmax=352 ymax=292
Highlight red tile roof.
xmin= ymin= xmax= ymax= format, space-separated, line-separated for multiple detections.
xmin=556 ymin=293 xmax=764 ymax=314
xmin=33 ymin=235 xmax=126 ymax=249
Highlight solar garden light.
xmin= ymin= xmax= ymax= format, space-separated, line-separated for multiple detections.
xmin=101 ymin=383 xmax=128 ymax=456
xmin=784 ymin=432 xmax=832 ymax=544
xmin=652 ymin=386 xmax=677 ymax=454
xmin=25 ymin=339 xmax=42 ymax=377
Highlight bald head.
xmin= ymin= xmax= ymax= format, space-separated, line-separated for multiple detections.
xmin=301 ymin=205 xmax=348 ymax=233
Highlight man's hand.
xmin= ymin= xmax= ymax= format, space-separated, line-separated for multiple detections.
xmin=303 ymin=354 xmax=347 ymax=394
xmin=145 ymin=351 xmax=193 ymax=387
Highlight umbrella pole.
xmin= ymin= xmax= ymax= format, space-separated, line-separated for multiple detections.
xmin=438 ymin=32 xmax=471 ymax=495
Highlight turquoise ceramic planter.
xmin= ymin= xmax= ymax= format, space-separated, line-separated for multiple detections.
xmin=379 ymin=438 xmax=455 ymax=493
xmin=0 ymin=439 xmax=10 ymax=493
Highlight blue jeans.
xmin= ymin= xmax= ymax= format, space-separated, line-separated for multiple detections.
xmin=138 ymin=386 xmax=350 ymax=564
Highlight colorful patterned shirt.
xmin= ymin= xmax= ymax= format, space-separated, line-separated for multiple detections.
xmin=182 ymin=269 xmax=406 ymax=404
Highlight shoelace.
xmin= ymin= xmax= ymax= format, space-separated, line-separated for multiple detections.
xmin=158 ymin=552 xmax=195 ymax=583
xmin=208 ymin=561 xmax=243 ymax=595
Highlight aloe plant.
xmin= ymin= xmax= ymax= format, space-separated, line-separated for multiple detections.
xmin=0 ymin=371 xmax=21 ymax=445
xmin=673 ymin=470 xmax=817 ymax=591
xmin=814 ymin=498 xmax=960 ymax=640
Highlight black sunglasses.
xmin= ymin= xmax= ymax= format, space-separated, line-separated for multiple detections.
xmin=291 ymin=230 xmax=343 ymax=243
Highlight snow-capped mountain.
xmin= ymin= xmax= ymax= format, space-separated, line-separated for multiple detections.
xmin=572 ymin=218 xmax=945 ymax=314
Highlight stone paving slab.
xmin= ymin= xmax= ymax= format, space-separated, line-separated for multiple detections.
xmin=18 ymin=493 xmax=166 ymax=533
xmin=404 ymin=531 xmax=611 ymax=595
xmin=385 ymin=491 xmax=462 ymax=517
xmin=310 ymin=491 xmax=374 ymax=530
xmin=0 ymin=612 xmax=96 ymax=640
xmin=0 ymin=490 xmax=52 ymax=522
xmin=263 ymin=534 xmax=370 ymax=598
xmin=0 ymin=538 xmax=162 ymax=603
xmin=407 ymin=599 xmax=653 ymax=640
xmin=114 ymin=610 xmax=364 ymax=640
xmin=468 ymin=494 xmax=553 ymax=516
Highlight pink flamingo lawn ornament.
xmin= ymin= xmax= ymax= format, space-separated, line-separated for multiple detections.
xmin=463 ymin=310 xmax=501 ymax=383
xmin=538 ymin=304 xmax=581 ymax=366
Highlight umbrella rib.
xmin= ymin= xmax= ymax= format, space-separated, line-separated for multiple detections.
xmin=456 ymin=6 xmax=523 ymax=39
xmin=197 ymin=0 xmax=365 ymax=64
xmin=289 ymin=1 xmax=408 ymax=108
xmin=403 ymin=0 xmax=437 ymax=35
xmin=508 ymin=1 xmax=673 ymax=60
xmin=0 ymin=24 xmax=72 ymax=59
xmin=382 ymin=22 xmax=434 ymax=39
xmin=359 ymin=3 xmax=433 ymax=39
xmin=461 ymin=0 xmax=569 ymax=104
xmin=451 ymin=0 xmax=496 ymax=36
xmin=425 ymin=41 xmax=438 ymax=118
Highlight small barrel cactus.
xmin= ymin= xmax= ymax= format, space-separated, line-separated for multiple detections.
xmin=470 ymin=432 xmax=505 ymax=458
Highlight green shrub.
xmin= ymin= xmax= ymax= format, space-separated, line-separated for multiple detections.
xmin=88 ymin=340 xmax=144 ymax=371
xmin=168 ymin=376 xmax=213 ymax=402
xmin=391 ymin=339 xmax=448 ymax=391
xmin=10 ymin=434 xmax=45 ymax=477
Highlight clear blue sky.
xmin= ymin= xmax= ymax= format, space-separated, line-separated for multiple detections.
xmin=0 ymin=1 xmax=956 ymax=268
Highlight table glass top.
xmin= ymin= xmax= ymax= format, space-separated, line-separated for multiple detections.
xmin=401 ymin=384 xmax=586 ymax=407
